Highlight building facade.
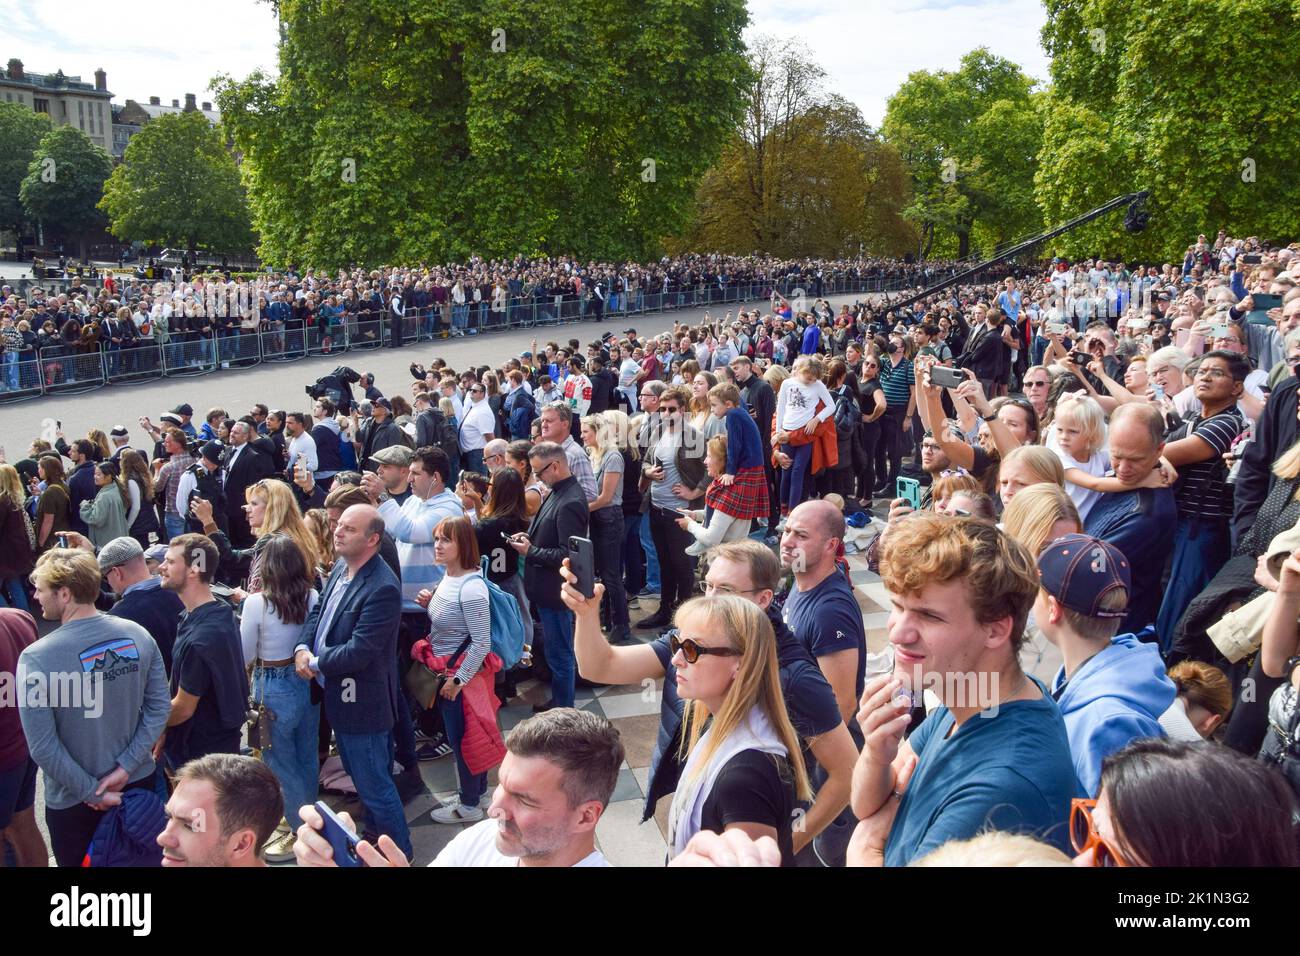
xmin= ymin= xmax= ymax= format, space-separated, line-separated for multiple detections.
xmin=0 ymin=58 xmax=112 ymax=153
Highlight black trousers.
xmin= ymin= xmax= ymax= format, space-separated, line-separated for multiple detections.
xmin=880 ymin=406 xmax=908 ymax=492
xmin=591 ymin=508 xmax=628 ymax=627
xmin=648 ymin=504 xmax=697 ymax=619
xmin=858 ymin=421 xmax=881 ymax=500
xmin=47 ymin=773 xmax=158 ymax=867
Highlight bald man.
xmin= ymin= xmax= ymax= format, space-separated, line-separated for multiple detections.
xmin=778 ymin=500 xmax=866 ymax=731
xmin=294 ymin=503 xmax=412 ymax=858
xmin=1082 ymin=403 xmax=1177 ymax=637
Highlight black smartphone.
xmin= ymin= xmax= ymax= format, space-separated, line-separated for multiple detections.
xmin=1241 ymin=254 xmax=1262 ymax=265
xmin=568 ymin=536 xmax=596 ymax=599
xmin=55 ymin=533 xmax=69 ymax=549
xmin=1070 ymin=351 xmax=1091 ymax=365
xmin=929 ymin=365 xmax=964 ymax=389
xmin=314 ymin=801 xmax=363 ymax=868
xmin=56 ymin=420 xmax=62 ymax=429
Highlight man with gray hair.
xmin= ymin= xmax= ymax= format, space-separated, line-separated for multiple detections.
xmin=1082 ymin=403 xmax=1178 ymax=635
xmin=510 ymin=442 xmax=589 ymax=711
xmin=537 ymin=401 xmax=597 ymax=501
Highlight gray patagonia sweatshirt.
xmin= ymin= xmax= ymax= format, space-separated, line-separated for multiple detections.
xmin=16 ymin=614 xmax=170 ymax=810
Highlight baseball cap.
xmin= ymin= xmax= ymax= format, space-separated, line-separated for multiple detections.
xmin=97 ymin=536 xmax=144 ymax=573
xmin=373 ymin=397 xmax=392 ymax=412
xmin=144 ymin=544 xmax=168 ymax=565
xmin=370 ymin=445 xmax=413 ymax=467
xmin=159 ymin=413 xmax=182 ymax=427
xmin=1036 ymin=534 xmax=1130 ymax=619
xmin=170 ymin=403 xmax=193 ymax=417
xmin=623 ymin=328 xmax=636 ymax=335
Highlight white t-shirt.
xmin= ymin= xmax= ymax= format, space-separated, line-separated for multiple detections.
xmin=1048 ymin=432 xmax=1109 ymax=522
xmin=430 ymin=819 xmax=610 ymax=867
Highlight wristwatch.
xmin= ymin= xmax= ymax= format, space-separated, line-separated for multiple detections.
xmin=980 ymin=408 xmax=998 ymax=422
xmin=376 ymin=491 xmax=391 ymax=504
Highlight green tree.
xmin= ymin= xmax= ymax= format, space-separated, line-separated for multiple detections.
xmin=214 ymin=0 xmax=751 ymax=268
xmin=0 ymin=102 xmax=51 ymax=258
xmin=1037 ymin=0 xmax=1300 ymax=259
xmin=882 ymin=48 xmax=1043 ymax=259
xmin=675 ymin=37 xmax=913 ymax=259
xmin=99 ymin=111 xmax=254 ymax=260
xmin=19 ymin=125 xmax=113 ymax=261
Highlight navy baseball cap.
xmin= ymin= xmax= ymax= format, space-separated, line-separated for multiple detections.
xmin=1036 ymin=534 xmax=1130 ymax=619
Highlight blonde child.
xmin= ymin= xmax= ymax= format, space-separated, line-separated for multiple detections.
xmin=1047 ymin=394 xmax=1109 ymax=520
xmin=774 ymin=355 xmax=836 ymax=512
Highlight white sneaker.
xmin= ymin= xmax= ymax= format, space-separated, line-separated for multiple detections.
xmin=430 ymin=802 xmax=484 ymax=824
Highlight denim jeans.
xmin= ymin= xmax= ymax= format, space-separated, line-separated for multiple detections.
xmin=334 ymin=730 xmax=412 ymax=858
xmin=0 ymin=576 xmax=29 ymax=612
xmin=538 ymin=605 xmax=576 ymax=708
xmin=778 ymin=441 xmax=815 ymax=510
xmin=164 ymin=514 xmax=186 ymax=542
xmin=591 ymin=507 xmax=628 ymax=627
xmin=437 ymin=692 xmax=487 ymax=807
xmin=638 ymin=512 xmax=660 ymax=591
xmin=452 ymin=304 xmax=469 ymax=331
xmin=2 ymin=351 xmax=16 ymax=390
xmin=1156 ymin=518 xmax=1231 ymax=653
xmin=253 ymin=664 xmax=319 ymax=829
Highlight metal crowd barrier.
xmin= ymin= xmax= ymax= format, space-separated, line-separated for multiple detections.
xmin=0 ymin=274 xmax=922 ymax=404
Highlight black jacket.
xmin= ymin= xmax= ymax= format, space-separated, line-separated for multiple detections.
xmin=1233 ymin=374 xmax=1298 ymax=545
xmin=360 ymin=418 xmax=406 ymax=466
xmin=737 ymin=375 xmax=776 ymax=455
xmin=523 ymin=474 xmax=589 ymax=610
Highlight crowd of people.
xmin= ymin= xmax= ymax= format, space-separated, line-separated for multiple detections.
xmin=0 ymin=252 xmax=983 ymax=393
xmin=1 ymin=227 xmax=1299 ymax=869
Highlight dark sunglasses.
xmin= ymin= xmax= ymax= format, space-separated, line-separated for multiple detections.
xmin=670 ymin=634 xmax=742 ymax=664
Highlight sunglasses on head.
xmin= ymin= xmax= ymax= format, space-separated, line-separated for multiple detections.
xmin=670 ymin=634 xmax=742 ymax=664
xmin=1070 ymin=798 xmax=1129 ymax=867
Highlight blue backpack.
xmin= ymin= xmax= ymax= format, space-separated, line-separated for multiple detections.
xmin=84 ymin=787 xmax=166 ymax=867
xmin=337 ymin=430 xmax=358 ymax=471
xmin=478 ymin=560 xmax=528 ymax=669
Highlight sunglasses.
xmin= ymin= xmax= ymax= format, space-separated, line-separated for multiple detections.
xmin=670 ymin=634 xmax=742 ymax=665
xmin=1070 ymin=798 xmax=1128 ymax=867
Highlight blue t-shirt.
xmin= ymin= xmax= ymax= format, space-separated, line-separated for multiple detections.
xmin=782 ymin=570 xmax=866 ymax=702
xmin=884 ymin=678 xmax=1079 ymax=866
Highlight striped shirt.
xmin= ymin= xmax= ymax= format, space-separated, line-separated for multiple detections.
xmin=1173 ymin=408 xmax=1244 ymax=523
xmin=880 ymin=357 xmax=914 ymax=410
xmin=427 ymin=572 xmax=492 ymax=682
xmin=378 ymin=489 xmax=465 ymax=603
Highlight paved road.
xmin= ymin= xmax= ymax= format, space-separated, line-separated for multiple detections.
xmin=0 ymin=292 xmax=873 ymax=457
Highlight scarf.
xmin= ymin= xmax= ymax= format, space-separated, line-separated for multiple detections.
xmin=666 ymin=705 xmax=787 ymax=859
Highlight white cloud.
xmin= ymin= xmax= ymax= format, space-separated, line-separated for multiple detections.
xmin=4 ymin=0 xmax=1049 ymax=126
xmin=5 ymin=0 xmax=280 ymax=107
xmin=746 ymin=0 xmax=1050 ymax=126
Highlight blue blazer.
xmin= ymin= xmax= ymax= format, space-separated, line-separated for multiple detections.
xmin=299 ymin=552 xmax=402 ymax=735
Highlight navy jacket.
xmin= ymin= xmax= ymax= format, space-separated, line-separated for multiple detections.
xmin=109 ymin=579 xmax=184 ymax=674
xmin=298 ymin=552 xmax=403 ymax=735
xmin=1084 ymin=487 xmax=1177 ymax=635
xmin=66 ymin=460 xmax=98 ymax=535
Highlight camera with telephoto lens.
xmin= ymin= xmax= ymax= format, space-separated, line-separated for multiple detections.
xmin=305 ymin=366 xmax=361 ymax=413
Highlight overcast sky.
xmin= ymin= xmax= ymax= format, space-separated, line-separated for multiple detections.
xmin=6 ymin=0 xmax=1050 ymax=127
